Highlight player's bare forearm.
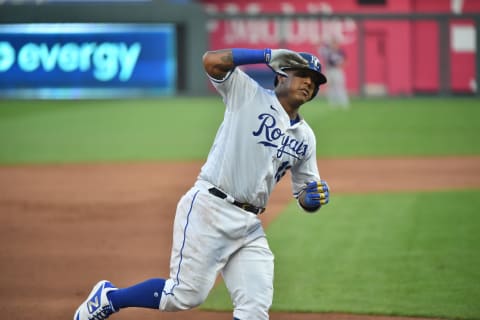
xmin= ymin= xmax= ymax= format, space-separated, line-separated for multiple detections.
xmin=203 ymin=49 xmax=235 ymax=80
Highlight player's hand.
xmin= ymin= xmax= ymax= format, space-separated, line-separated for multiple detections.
xmin=301 ymin=180 xmax=330 ymax=211
xmin=266 ymin=49 xmax=308 ymax=76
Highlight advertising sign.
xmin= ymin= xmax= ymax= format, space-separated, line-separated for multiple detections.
xmin=0 ymin=23 xmax=176 ymax=98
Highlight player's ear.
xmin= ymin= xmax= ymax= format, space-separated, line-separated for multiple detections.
xmin=274 ymin=73 xmax=287 ymax=88
xmin=274 ymin=74 xmax=280 ymax=88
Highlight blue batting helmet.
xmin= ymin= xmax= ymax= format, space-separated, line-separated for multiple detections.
xmin=274 ymin=52 xmax=327 ymax=99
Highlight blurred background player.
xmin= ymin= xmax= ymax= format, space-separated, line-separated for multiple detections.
xmin=320 ymin=37 xmax=350 ymax=108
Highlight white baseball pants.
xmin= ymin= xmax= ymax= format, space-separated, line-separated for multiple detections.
xmin=159 ymin=180 xmax=274 ymax=320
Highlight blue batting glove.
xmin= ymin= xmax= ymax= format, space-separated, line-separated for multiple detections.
xmin=303 ymin=180 xmax=330 ymax=208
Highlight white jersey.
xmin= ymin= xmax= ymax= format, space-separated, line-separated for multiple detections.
xmin=198 ymin=67 xmax=320 ymax=208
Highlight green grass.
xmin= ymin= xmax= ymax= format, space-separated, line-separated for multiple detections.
xmin=302 ymin=97 xmax=480 ymax=157
xmin=0 ymin=97 xmax=479 ymax=164
xmin=1 ymin=97 xmax=479 ymax=319
xmin=202 ymin=190 xmax=480 ymax=320
xmin=0 ymin=98 xmax=224 ymax=164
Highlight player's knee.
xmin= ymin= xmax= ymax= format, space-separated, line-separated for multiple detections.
xmin=160 ymin=285 xmax=209 ymax=311
xmin=180 ymin=288 xmax=208 ymax=308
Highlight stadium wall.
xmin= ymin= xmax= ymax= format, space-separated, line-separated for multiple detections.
xmin=201 ymin=0 xmax=479 ymax=96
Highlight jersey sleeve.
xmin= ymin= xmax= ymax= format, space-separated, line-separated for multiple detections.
xmin=290 ymin=128 xmax=321 ymax=197
xmin=208 ymin=67 xmax=260 ymax=111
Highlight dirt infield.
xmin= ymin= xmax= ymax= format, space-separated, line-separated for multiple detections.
xmin=1 ymin=156 xmax=479 ymax=320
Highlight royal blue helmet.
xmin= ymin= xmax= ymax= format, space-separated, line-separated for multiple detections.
xmin=274 ymin=52 xmax=327 ymax=100
xmin=298 ymin=52 xmax=327 ymax=85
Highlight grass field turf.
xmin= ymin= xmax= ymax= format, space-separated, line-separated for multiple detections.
xmin=202 ymin=190 xmax=480 ymax=319
xmin=1 ymin=97 xmax=479 ymax=319
xmin=0 ymin=97 xmax=479 ymax=164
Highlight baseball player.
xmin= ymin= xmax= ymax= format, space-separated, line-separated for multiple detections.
xmin=74 ymin=48 xmax=330 ymax=320
xmin=320 ymin=38 xmax=349 ymax=108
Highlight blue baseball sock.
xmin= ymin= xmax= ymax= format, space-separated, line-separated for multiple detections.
xmin=107 ymin=278 xmax=166 ymax=310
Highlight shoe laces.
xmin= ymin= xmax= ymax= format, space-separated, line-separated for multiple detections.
xmin=89 ymin=305 xmax=114 ymax=320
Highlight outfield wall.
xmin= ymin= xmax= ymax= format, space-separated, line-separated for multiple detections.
xmin=202 ymin=0 xmax=479 ymax=96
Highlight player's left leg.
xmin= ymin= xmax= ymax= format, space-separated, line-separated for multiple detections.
xmin=222 ymin=236 xmax=274 ymax=320
xmin=74 ymin=278 xmax=166 ymax=320
xmin=107 ymin=278 xmax=166 ymax=310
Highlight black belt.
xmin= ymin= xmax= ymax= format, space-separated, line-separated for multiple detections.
xmin=208 ymin=187 xmax=265 ymax=215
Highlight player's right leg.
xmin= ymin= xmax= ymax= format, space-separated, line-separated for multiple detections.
xmin=222 ymin=236 xmax=274 ymax=320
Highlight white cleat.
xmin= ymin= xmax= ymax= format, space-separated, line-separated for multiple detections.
xmin=74 ymin=280 xmax=118 ymax=320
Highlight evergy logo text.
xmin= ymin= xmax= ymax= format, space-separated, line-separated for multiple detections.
xmin=0 ymin=41 xmax=141 ymax=81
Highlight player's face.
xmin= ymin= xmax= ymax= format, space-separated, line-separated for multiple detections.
xmin=283 ymin=69 xmax=318 ymax=103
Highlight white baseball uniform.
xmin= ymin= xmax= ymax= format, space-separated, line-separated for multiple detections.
xmin=159 ymin=67 xmax=321 ymax=319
